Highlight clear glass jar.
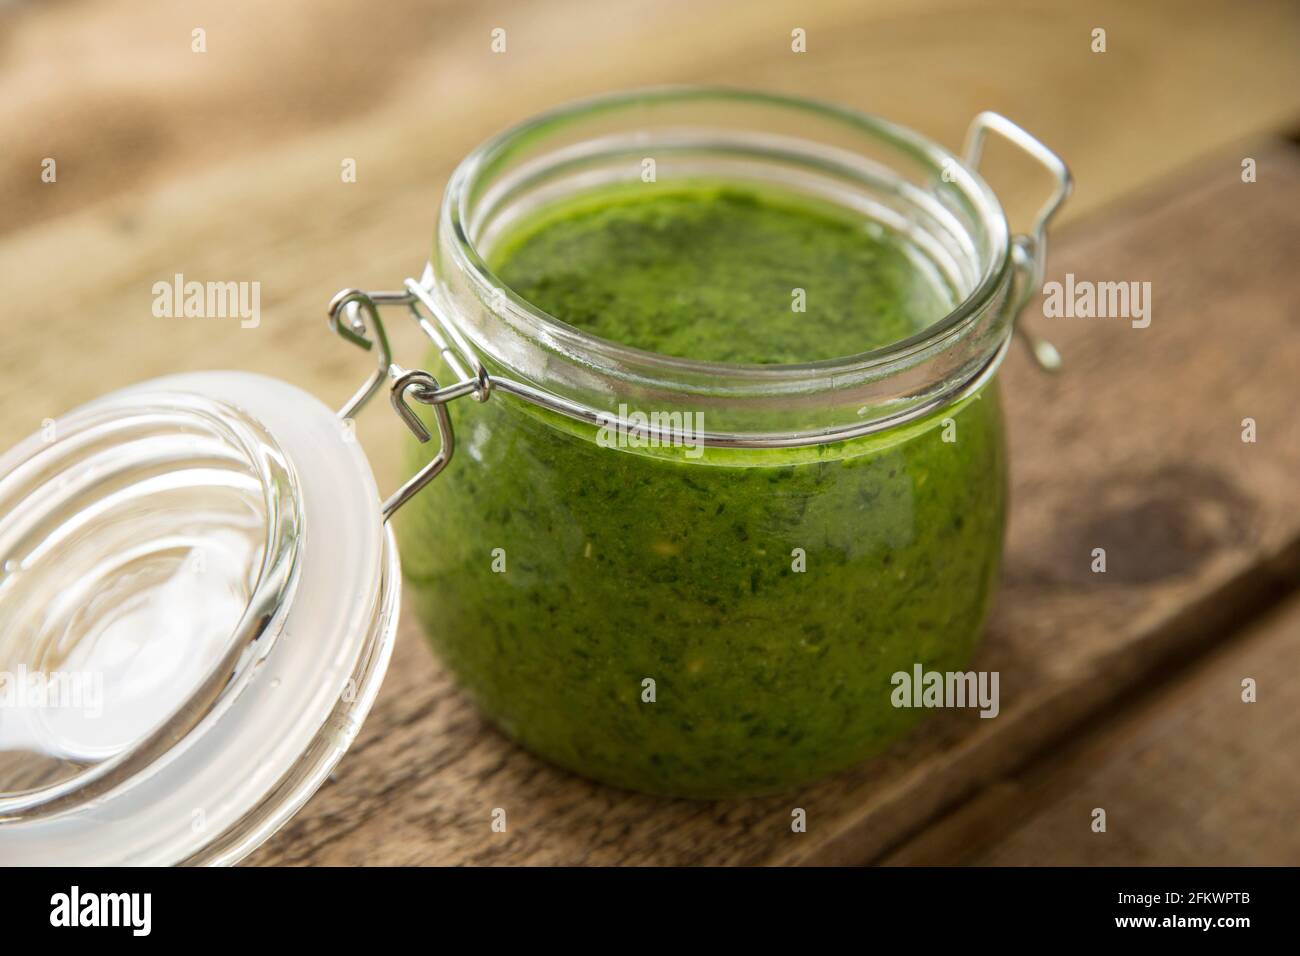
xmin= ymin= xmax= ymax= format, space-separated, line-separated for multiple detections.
xmin=395 ymin=89 xmax=1069 ymax=797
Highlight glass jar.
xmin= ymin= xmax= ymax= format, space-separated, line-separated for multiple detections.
xmin=394 ymin=89 xmax=1070 ymax=797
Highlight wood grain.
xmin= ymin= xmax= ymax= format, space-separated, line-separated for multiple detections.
xmin=882 ymin=594 xmax=1300 ymax=866
xmin=246 ymin=143 xmax=1300 ymax=865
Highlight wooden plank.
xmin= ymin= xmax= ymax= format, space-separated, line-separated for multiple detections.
xmin=246 ymin=142 xmax=1300 ymax=865
xmin=882 ymin=594 xmax=1300 ymax=866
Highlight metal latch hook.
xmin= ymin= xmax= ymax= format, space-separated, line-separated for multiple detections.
xmin=383 ymin=369 xmax=455 ymax=520
xmin=326 ymin=287 xmax=465 ymax=521
xmin=327 ymin=288 xmax=395 ymax=420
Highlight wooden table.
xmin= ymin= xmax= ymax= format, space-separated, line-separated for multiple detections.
xmin=1 ymin=0 xmax=1298 ymax=866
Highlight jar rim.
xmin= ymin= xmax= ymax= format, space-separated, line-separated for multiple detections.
xmin=442 ymin=85 xmax=1013 ymax=381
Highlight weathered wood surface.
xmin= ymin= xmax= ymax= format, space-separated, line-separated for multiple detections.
xmin=2 ymin=0 xmax=1298 ymax=866
xmin=883 ymin=594 xmax=1300 ymax=866
xmin=244 ymin=143 xmax=1300 ymax=865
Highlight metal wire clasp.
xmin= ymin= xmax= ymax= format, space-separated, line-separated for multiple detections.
xmin=329 ymin=118 xmax=1071 ymax=512
xmin=962 ymin=111 xmax=1073 ymax=372
xmin=326 ymin=283 xmax=482 ymax=521
xmin=383 ymin=369 xmax=454 ymax=519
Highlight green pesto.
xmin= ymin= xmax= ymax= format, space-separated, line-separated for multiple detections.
xmin=400 ymin=182 xmax=1006 ymax=797
xmin=490 ymin=183 xmax=952 ymax=363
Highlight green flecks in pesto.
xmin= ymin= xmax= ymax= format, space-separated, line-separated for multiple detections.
xmin=491 ymin=183 xmax=955 ymax=364
xmin=400 ymin=181 xmax=1006 ymax=798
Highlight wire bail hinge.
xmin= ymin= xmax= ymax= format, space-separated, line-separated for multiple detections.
xmin=326 ymin=283 xmax=483 ymax=521
xmin=962 ymin=111 xmax=1072 ymax=373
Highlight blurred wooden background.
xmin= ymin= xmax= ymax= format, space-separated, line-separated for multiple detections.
xmin=2 ymin=0 xmax=1298 ymax=866
xmin=4 ymin=0 xmax=1298 ymax=467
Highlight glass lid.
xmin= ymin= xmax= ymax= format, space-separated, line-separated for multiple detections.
xmin=0 ymin=371 xmax=398 ymax=865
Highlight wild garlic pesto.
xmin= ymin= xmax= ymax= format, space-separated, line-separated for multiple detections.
xmin=400 ymin=182 xmax=1006 ymax=797
xmin=490 ymin=183 xmax=952 ymax=363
